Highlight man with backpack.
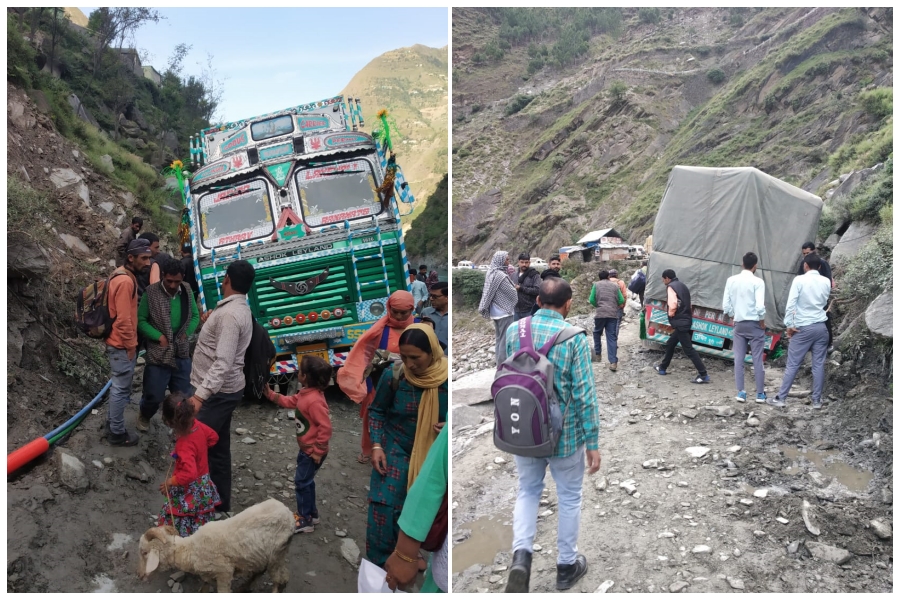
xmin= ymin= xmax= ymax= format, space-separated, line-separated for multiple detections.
xmin=106 ymin=238 xmax=152 ymax=446
xmin=135 ymin=257 xmax=200 ymax=432
xmin=498 ymin=278 xmax=601 ymax=592
xmin=187 ymin=259 xmax=256 ymax=517
xmin=629 ymin=261 xmax=647 ymax=305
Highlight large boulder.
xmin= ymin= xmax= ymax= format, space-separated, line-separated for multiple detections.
xmin=829 ymin=164 xmax=883 ymax=204
xmin=58 ymin=233 xmax=93 ymax=257
xmin=865 ymin=291 xmax=892 ymax=338
xmin=8 ymin=237 xmax=52 ymax=280
xmin=829 ymin=222 xmax=876 ymax=266
xmin=66 ymin=93 xmax=99 ymax=128
xmin=8 ymin=97 xmax=36 ymax=130
xmin=49 ymin=168 xmax=90 ymax=207
xmin=118 ymin=116 xmax=142 ymax=137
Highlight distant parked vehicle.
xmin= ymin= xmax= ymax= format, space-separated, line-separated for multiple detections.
xmin=530 ymin=257 xmax=547 ymax=267
xmin=477 ymin=264 xmax=489 ymax=271
xmin=457 ymin=260 xmax=474 ymax=269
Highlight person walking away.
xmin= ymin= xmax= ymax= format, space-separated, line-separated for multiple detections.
xmin=106 ymin=238 xmax=152 ymax=446
xmin=383 ymin=425 xmax=449 ymax=593
xmin=531 ymin=255 xmax=563 ymax=315
xmin=798 ymin=242 xmax=834 ymax=351
xmin=264 ymin=355 xmax=333 ymax=533
xmin=409 ymin=269 xmax=429 ymax=316
xmin=477 ymin=251 xmax=518 ymax=367
xmin=654 ymin=269 xmax=710 ymax=383
xmin=136 ymin=257 xmax=200 ymax=432
xmin=157 ymin=392 xmax=221 ymax=536
xmin=336 ymin=291 xmax=416 ymax=464
xmin=504 ymin=278 xmax=601 ymax=592
xmin=186 ymin=259 xmax=256 ymax=517
xmin=180 ymin=242 xmax=200 ymax=301
xmin=767 ymin=253 xmax=831 ymax=409
xmin=608 ymin=269 xmax=627 ymax=326
xmin=115 ymin=216 xmax=143 ymax=267
xmin=723 ymin=252 xmax=767 ymax=403
xmin=367 ymin=325 xmax=448 ymax=568
xmin=628 ymin=264 xmax=648 ymax=306
xmin=421 ymin=281 xmax=449 ymax=353
xmin=588 ymin=270 xmax=624 ymax=371
xmin=417 ymin=264 xmax=428 ymax=283
xmin=514 ymin=253 xmax=541 ymax=321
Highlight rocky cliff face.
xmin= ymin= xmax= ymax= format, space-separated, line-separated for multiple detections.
xmin=452 ymin=7 xmax=892 ymax=263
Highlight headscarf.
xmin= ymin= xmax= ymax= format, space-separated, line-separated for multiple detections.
xmin=336 ymin=291 xmax=415 ymax=404
xmin=399 ymin=323 xmax=448 ymax=490
xmin=477 ymin=251 xmax=518 ymax=319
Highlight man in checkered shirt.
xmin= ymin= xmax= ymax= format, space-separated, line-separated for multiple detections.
xmin=503 ymin=277 xmax=601 ymax=592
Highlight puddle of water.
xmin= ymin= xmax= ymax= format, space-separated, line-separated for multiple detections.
xmin=92 ymin=575 xmax=116 ymax=593
xmin=452 ymin=516 xmax=512 ymax=573
xmin=107 ymin=532 xmax=133 ymax=552
xmin=779 ymin=445 xmax=873 ymax=492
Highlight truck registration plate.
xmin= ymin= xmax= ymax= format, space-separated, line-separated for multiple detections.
xmin=692 ymin=332 xmax=724 ymax=348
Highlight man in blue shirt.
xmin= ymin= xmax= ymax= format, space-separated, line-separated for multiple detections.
xmin=408 ymin=269 xmax=428 ymax=315
xmin=421 ymin=282 xmax=448 ymax=353
xmin=767 ymin=253 xmax=832 ymax=409
xmin=503 ymin=278 xmax=600 ymax=593
xmin=722 ymin=252 xmax=767 ymax=403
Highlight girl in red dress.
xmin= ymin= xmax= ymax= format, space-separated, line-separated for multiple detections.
xmin=157 ymin=392 xmax=222 ymax=536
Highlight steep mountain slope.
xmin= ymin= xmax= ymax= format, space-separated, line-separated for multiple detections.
xmin=452 ymin=7 xmax=892 ymax=263
xmin=343 ymin=44 xmax=448 ymax=216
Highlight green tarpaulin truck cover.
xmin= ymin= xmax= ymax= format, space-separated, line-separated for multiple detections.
xmin=645 ymin=166 xmax=823 ymax=330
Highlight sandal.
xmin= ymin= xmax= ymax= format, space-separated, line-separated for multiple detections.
xmin=357 ymin=453 xmax=371 ymax=464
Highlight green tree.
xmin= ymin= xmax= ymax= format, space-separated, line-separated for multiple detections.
xmin=609 ymin=81 xmax=627 ymax=104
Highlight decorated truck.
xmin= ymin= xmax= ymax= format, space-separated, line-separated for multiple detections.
xmin=642 ymin=166 xmax=823 ymax=363
xmin=172 ymin=96 xmax=416 ymax=389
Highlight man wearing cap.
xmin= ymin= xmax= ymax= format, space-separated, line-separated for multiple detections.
xmin=608 ymin=269 xmax=627 ymax=326
xmin=514 ymin=252 xmax=541 ymax=321
xmin=106 ymin=238 xmax=152 ymax=446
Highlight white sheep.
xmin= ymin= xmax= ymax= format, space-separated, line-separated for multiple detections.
xmin=138 ymin=498 xmax=294 ymax=592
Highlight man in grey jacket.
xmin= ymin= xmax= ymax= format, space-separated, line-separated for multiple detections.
xmin=188 ymin=259 xmax=256 ymax=516
xmin=514 ymin=252 xmax=541 ymax=321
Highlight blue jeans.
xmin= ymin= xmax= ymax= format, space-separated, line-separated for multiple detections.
xmin=139 ymin=358 xmax=193 ymax=420
xmin=295 ymin=450 xmax=326 ymax=519
xmin=592 ymin=317 xmax=618 ymax=363
xmin=777 ymin=322 xmax=829 ymax=402
xmin=513 ymin=446 xmax=586 ymax=565
xmin=106 ymin=346 xmax=137 ymax=435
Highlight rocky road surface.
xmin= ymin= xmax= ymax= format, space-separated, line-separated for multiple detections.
xmin=7 ymin=368 xmax=377 ymax=593
xmin=451 ymin=309 xmax=892 ymax=593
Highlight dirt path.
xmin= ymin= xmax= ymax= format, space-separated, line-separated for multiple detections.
xmin=7 ymin=370 xmax=377 ymax=593
xmin=451 ymin=310 xmax=892 ymax=593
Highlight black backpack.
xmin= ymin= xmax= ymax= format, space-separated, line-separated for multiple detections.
xmin=244 ymin=320 xmax=276 ymax=400
xmin=628 ymin=270 xmax=646 ymax=295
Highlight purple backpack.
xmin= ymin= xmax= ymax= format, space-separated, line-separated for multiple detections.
xmin=492 ymin=317 xmax=585 ymax=458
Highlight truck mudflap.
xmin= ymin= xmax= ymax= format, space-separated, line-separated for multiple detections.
xmin=269 ymin=346 xmax=354 ymax=374
xmin=643 ymin=300 xmax=783 ymax=363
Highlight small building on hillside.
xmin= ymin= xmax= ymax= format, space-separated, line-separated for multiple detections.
xmin=559 ymin=245 xmax=592 ymax=262
xmin=576 ymin=228 xmax=630 ymax=261
xmin=116 ymin=48 xmax=143 ymax=78
xmin=142 ymin=65 xmax=162 ymax=86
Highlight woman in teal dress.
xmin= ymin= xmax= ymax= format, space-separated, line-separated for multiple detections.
xmin=367 ymin=324 xmax=448 ymax=568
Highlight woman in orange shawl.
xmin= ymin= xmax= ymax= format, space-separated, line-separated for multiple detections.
xmin=336 ymin=291 xmax=416 ymax=463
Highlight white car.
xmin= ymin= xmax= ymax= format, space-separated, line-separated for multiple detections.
xmin=530 ymin=258 xmax=547 ymax=267
xmin=477 ymin=264 xmax=489 ymax=271
xmin=457 ymin=260 xmax=474 ymax=269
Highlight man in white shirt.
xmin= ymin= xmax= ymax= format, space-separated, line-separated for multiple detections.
xmin=409 ymin=269 xmax=428 ymax=315
xmin=723 ymin=252 xmax=767 ymax=403
xmin=767 ymin=253 xmax=832 ymax=410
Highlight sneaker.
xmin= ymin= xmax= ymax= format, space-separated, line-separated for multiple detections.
xmin=735 ymin=391 xmax=747 ymax=402
xmin=294 ymin=514 xmax=314 ymax=534
xmin=136 ymin=414 xmax=150 ymax=432
xmin=556 ymin=553 xmax=588 ymax=591
xmin=755 ymin=393 xmax=768 ymax=403
xmin=608 ymin=362 xmax=618 ymax=372
xmin=311 ymin=511 xmax=321 ymax=525
xmin=766 ymin=396 xmax=786 ymax=408
xmin=109 ymin=429 xmax=139 ymax=446
xmin=654 ymin=365 xmax=667 ymax=376
xmin=812 ymin=398 xmax=823 ymax=409
xmin=591 ymin=353 xmax=603 ymax=363
xmin=827 ymin=345 xmax=835 ymax=354
xmin=691 ymin=375 xmax=711 ymax=384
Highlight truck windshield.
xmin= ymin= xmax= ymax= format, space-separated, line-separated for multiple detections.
xmin=198 ymin=178 xmax=274 ymax=248
xmin=295 ymin=159 xmax=381 ymax=227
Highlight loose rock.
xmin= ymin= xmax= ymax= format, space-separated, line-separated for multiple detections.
xmin=494 ymin=457 xmax=507 ymax=464
xmin=57 ymin=451 xmax=88 ymax=492
xmin=670 ymin=581 xmax=689 ymax=593
xmin=870 ymin=520 xmax=892 ymax=540
xmin=727 ymin=577 xmax=745 ymax=590
xmin=802 ymin=500 xmax=821 ymax=536
xmin=685 ymin=446 xmax=710 ymax=459
xmin=692 ymin=545 xmax=712 ymax=554
xmin=596 ymin=580 xmax=615 ymax=593
xmin=242 ymin=437 xmax=257 ymax=445
xmin=340 ymin=538 xmax=361 ymax=566
xmin=595 ymin=476 xmax=608 ymax=491
xmin=807 ymin=542 xmax=852 ymax=565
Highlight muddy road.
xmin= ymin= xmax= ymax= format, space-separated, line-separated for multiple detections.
xmin=451 ymin=308 xmax=893 ymax=593
xmin=7 ymin=366 xmax=377 ymax=593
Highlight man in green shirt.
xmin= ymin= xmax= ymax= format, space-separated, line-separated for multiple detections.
xmin=136 ymin=257 xmax=200 ymax=431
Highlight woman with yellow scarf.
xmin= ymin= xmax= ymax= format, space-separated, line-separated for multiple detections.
xmin=366 ymin=323 xmax=448 ymax=568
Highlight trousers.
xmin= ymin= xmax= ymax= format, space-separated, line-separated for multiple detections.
xmin=732 ymin=320 xmax=766 ymax=394
xmin=777 ymin=322 xmax=829 ymax=402
xmin=195 ymin=389 xmax=244 ymax=512
xmin=659 ymin=326 xmax=708 ymax=376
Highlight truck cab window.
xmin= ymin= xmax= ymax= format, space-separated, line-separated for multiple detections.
xmin=295 ymin=159 xmax=380 ymax=227
xmin=198 ymin=179 xmax=274 ymax=248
